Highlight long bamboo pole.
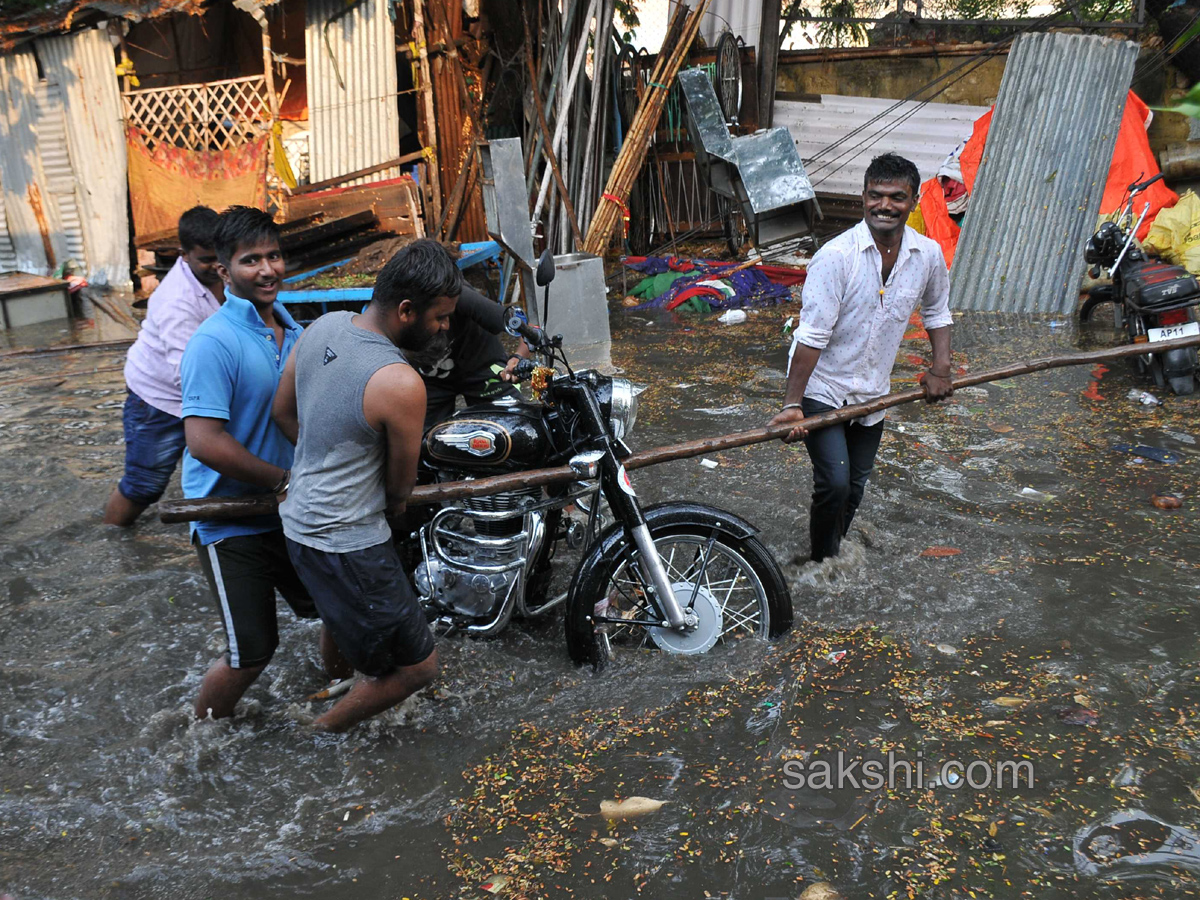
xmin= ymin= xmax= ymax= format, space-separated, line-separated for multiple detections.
xmin=158 ymin=334 xmax=1200 ymax=524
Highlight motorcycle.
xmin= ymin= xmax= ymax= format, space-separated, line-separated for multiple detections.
xmin=411 ymin=250 xmax=793 ymax=669
xmin=1081 ymin=173 xmax=1200 ymax=395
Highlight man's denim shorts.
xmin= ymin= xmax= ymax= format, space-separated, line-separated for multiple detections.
xmin=117 ymin=389 xmax=187 ymax=506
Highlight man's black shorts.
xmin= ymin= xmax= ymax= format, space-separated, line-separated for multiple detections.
xmin=194 ymin=530 xmax=319 ymax=669
xmin=285 ymin=538 xmax=435 ymax=677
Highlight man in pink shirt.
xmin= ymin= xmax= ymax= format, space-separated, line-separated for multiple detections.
xmin=104 ymin=206 xmax=226 ymax=526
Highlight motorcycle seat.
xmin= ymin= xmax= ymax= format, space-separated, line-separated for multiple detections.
xmin=1123 ymin=260 xmax=1200 ymax=312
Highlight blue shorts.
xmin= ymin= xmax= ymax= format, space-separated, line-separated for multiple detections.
xmin=118 ymin=389 xmax=187 ymax=506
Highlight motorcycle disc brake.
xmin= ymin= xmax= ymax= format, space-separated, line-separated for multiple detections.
xmin=649 ymin=581 xmax=724 ymax=655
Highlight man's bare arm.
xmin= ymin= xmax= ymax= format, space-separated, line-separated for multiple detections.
xmin=184 ymin=417 xmax=289 ymax=489
xmin=272 ymin=349 xmax=300 ymax=444
xmin=768 ymin=343 xmax=822 ymax=442
xmin=362 ymin=363 xmax=426 ymax=517
xmin=923 ymin=325 xmax=954 ymax=402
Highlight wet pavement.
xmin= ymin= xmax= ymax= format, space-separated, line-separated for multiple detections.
xmin=2 ymin=303 xmax=1200 ymax=899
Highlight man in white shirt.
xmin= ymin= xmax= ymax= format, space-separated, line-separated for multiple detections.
xmin=770 ymin=154 xmax=954 ymax=561
xmin=104 ymin=206 xmax=225 ymax=526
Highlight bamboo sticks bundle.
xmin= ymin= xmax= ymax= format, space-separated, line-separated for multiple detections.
xmin=582 ymin=0 xmax=710 ymax=256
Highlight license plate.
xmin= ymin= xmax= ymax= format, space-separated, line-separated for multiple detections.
xmin=1148 ymin=321 xmax=1200 ymax=342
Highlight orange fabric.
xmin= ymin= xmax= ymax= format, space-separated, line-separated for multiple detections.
xmin=958 ymin=109 xmax=990 ymax=193
xmin=1100 ymin=93 xmax=1177 ymax=235
xmin=126 ymin=127 xmax=269 ymax=238
xmin=918 ymin=176 xmax=960 ymax=268
xmin=924 ymin=91 xmax=1177 ymax=266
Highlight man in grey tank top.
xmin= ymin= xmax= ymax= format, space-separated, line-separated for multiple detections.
xmin=273 ymin=240 xmax=461 ymax=732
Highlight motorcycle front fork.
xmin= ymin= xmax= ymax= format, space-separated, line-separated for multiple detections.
xmin=597 ymin=456 xmax=696 ymax=633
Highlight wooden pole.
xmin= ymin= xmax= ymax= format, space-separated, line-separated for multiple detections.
xmin=412 ymin=0 xmax=443 ymax=226
xmin=758 ymin=0 xmax=782 ymax=129
xmin=157 ymin=334 xmax=1200 ymax=524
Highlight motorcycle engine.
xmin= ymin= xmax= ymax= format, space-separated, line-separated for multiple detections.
xmin=413 ymin=487 xmax=546 ymax=620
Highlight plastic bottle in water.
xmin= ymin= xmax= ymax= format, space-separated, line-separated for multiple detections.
xmin=718 ymin=309 xmax=747 ymax=325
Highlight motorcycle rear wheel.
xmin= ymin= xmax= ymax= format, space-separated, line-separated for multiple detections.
xmin=1170 ymin=374 xmax=1196 ymax=395
xmin=564 ymin=513 xmax=792 ymax=670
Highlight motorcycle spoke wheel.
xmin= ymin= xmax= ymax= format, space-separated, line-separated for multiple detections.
xmin=594 ymin=535 xmax=770 ymax=660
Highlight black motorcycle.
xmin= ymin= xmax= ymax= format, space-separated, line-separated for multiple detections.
xmin=412 ymin=250 xmax=792 ymax=669
xmin=1081 ymin=173 xmax=1200 ymax=395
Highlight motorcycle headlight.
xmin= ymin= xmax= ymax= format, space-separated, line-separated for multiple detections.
xmin=608 ymin=377 xmax=639 ymax=441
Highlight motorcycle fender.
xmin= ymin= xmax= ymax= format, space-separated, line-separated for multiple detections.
xmin=580 ymin=501 xmax=760 ymax=570
xmin=1159 ymin=346 xmax=1198 ymax=377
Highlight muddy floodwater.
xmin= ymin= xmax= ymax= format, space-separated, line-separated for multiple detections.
xmin=2 ymin=304 xmax=1200 ymax=899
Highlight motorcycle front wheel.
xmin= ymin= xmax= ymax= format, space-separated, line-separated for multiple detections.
xmin=564 ymin=508 xmax=792 ymax=670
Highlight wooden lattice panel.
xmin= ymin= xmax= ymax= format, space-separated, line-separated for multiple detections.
xmin=122 ymin=76 xmax=270 ymax=151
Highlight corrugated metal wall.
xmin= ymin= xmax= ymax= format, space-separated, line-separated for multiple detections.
xmin=0 ymin=48 xmax=68 ymax=275
xmin=950 ymin=32 xmax=1140 ymax=314
xmin=700 ymin=0 xmax=758 ymax=46
xmin=34 ymin=80 xmax=87 ymax=270
xmin=776 ymin=94 xmax=987 ymax=199
xmin=37 ymin=27 xmax=131 ymax=289
xmin=427 ymin=0 xmax=485 ymax=241
xmin=0 ymin=171 xmax=15 ymax=272
xmin=305 ymin=0 xmax=401 ymax=185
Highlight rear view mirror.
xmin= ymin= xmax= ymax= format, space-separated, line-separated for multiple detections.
xmin=536 ymin=249 xmax=556 ymax=287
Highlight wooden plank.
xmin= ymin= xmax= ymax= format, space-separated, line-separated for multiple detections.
xmin=0 ymin=271 xmax=70 ymax=298
xmin=279 ymin=211 xmax=378 ymax=251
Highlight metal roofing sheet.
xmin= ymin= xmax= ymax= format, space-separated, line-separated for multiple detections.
xmin=950 ymin=32 xmax=1139 ymax=314
xmin=0 ymin=171 xmax=15 ymax=273
xmin=0 ymin=47 xmax=66 ymax=275
xmin=38 ymin=27 xmax=132 ymax=288
xmin=775 ymin=94 xmax=988 ymax=199
xmin=305 ymin=0 xmax=401 ymax=186
xmin=33 ymin=79 xmax=86 ymax=271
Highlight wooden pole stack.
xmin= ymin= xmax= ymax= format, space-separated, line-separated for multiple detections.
xmin=582 ymin=0 xmax=710 ymax=256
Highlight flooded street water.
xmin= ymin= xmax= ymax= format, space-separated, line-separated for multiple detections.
xmin=2 ymin=304 xmax=1200 ymax=899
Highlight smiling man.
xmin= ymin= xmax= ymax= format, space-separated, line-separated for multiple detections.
xmin=179 ymin=206 xmax=341 ymax=721
xmin=770 ymin=153 xmax=954 ymax=562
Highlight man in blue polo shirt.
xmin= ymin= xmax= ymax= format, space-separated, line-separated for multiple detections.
xmin=180 ymin=206 xmax=349 ymax=721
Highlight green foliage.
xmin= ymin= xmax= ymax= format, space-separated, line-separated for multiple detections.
xmin=782 ymin=0 xmax=1131 ymax=48
xmin=1153 ymin=81 xmax=1200 ymax=120
xmin=614 ymin=0 xmax=639 ymax=32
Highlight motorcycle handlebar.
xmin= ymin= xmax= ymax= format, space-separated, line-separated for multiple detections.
xmin=512 ymin=358 xmax=537 ymax=380
xmin=1129 ymin=173 xmax=1164 ymax=194
xmin=504 ymin=307 xmax=544 ymax=350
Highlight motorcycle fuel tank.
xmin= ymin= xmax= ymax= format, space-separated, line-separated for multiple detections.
xmin=423 ymin=402 xmax=554 ymax=472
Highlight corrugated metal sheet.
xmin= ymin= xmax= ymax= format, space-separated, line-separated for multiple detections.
xmin=0 ymin=47 xmax=67 ymax=275
xmin=34 ymin=80 xmax=87 ymax=270
xmin=38 ymin=27 xmax=132 ymax=289
xmin=950 ymin=32 xmax=1139 ymax=314
xmin=775 ymin=94 xmax=987 ymax=199
xmin=427 ymin=0 xmax=485 ymax=241
xmin=0 ymin=171 xmax=17 ymax=273
xmin=700 ymin=0 xmax=759 ymax=46
xmin=305 ymin=0 xmax=401 ymax=186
